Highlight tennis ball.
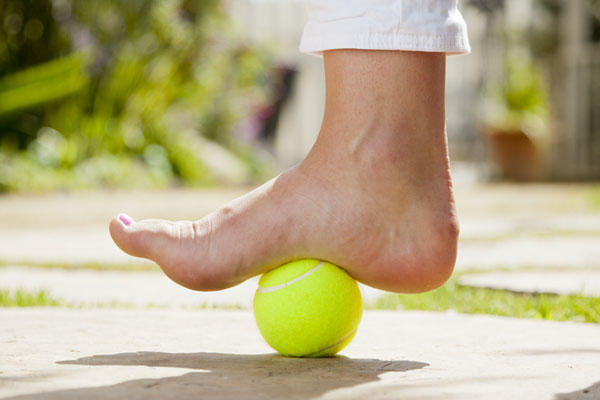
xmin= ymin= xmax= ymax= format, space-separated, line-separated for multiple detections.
xmin=253 ymin=259 xmax=362 ymax=357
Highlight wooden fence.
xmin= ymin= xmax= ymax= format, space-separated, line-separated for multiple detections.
xmin=555 ymin=0 xmax=600 ymax=179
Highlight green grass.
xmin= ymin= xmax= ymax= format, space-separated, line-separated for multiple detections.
xmin=0 ymin=288 xmax=63 ymax=307
xmin=0 ymin=288 xmax=245 ymax=310
xmin=369 ymin=279 xmax=600 ymax=323
xmin=2 ymin=264 xmax=598 ymax=324
xmin=3 ymin=280 xmax=599 ymax=324
xmin=0 ymin=289 xmax=137 ymax=308
xmin=591 ymin=185 xmax=600 ymax=210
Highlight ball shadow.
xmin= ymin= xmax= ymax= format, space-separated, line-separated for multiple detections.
xmin=5 ymin=352 xmax=428 ymax=400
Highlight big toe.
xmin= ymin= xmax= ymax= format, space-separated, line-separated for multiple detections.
xmin=109 ymin=214 xmax=177 ymax=261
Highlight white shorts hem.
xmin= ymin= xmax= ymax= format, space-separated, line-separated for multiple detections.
xmin=299 ymin=32 xmax=472 ymax=57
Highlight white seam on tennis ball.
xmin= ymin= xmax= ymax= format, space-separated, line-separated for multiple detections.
xmin=256 ymin=261 xmax=324 ymax=293
xmin=307 ymin=326 xmax=358 ymax=356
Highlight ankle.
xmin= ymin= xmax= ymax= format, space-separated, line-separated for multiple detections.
xmin=306 ymin=120 xmax=448 ymax=185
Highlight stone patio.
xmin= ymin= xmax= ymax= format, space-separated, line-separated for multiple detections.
xmin=0 ymin=184 xmax=599 ymax=272
xmin=0 ymin=266 xmax=387 ymax=308
xmin=458 ymin=270 xmax=600 ymax=297
xmin=2 ymin=309 xmax=599 ymax=400
xmin=1 ymin=183 xmax=599 ymax=399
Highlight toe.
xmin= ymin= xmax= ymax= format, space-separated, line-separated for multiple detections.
xmin=109 ymin=215 xmax=176 ymax=261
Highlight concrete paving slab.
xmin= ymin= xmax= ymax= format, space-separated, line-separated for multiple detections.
xmin=0 ymin=185 xmax=599 ymax=270
xmin=1 ymin=309 xmax=599 ymax=399
xmin=0 ymin=188 xmax=248 ymax=230
xmin=452 ymin=183 xmax=598 ymax=216
xmin=458 ymin=270 xmax=600 ymax=297
xmin=456 ymin=236 xmax=600 ymax=270
xmin=0 ymin=267 xmax=387 ymax=308
xmin=458 ymin=214 xmax=600 ymax=240
xmin=1 ymin=227 xmax=599 ymax=271
xmin=0 ymin=227 xmax=149 ymax=265
xmin=0 ymin=188 xmax=245 ymax=266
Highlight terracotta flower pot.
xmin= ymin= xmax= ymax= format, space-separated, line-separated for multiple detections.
xmin=484 ymin=126 xmax=542 ymax=181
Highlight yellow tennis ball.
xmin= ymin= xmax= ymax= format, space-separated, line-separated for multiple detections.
xmin=253 ymin=259 xmax=362 ymax=357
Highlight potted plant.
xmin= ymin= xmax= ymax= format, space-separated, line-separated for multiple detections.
xmin=482 ymin=55 xmax=550 ymax=181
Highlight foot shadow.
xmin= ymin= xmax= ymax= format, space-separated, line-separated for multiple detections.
xmin=6 ymin=352 xmax=428 ymax=400
xmin=555 ymin=381 xmax=600 ymax=399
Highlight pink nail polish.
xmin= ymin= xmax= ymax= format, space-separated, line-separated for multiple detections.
xmin=118 ymin=213 xmax=134 ymax=226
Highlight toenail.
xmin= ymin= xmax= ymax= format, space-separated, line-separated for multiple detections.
xmin=118 ymin=213 xmax=134 ymax=226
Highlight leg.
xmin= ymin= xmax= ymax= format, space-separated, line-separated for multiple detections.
xmin=109 ymin=49 xmax=459 ymax=293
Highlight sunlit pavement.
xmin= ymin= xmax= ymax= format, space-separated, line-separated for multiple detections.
xmin=0 ymin=266 xmax=389 ymax=309
xmin=0 ymin=183 xmax=599 ymax=298
xmin=2 ymin=184 xmax=599 ymax=399
xmin=2 ymin=309 xmax=599 ymax=400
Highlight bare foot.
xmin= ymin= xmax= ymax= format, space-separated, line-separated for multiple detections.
xmin=109 ymin=50 xmax=459 ymax=293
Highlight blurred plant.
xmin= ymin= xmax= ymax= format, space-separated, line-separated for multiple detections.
xmin=474 ymin=0 xmax=554 ymax=181
xmin=0 ymin=0 xmax=276 ymax=192
xmin=0 ymin=0 xmax=71 ymax=73
xmin=0 ymin=52 xmax=88 ymax=115
xmin=483 ymin=54 xmax=549 ymax=135
xmin=588 ymin=0 xmax=600 ymax=20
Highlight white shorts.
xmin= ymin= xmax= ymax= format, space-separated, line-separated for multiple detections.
xmin=299 ymin=0 xmax=471 ymax=56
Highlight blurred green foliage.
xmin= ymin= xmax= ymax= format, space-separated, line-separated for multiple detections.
xmin=592 ymin=186 xmax=600 ymax=209
xmin=0 ymin=0 xmax=275 ymax=192
xmin=485 ymin=55 xmax=549 ymax=132
xmin=477 ymin=1 xmax=554 ymax=138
